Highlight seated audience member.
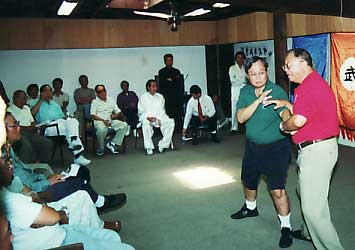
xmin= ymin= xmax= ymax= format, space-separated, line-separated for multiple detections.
xmin=7 ymin=90 xmax=53 ymax=163
xmin=116 ymin=80 xmax=139 ymax=134
xmin=0 ymin=204 xmax=13 ymax=250
xmin=74 ymin=75 xmax=96 ymax=137
xmin=138 ymin=79 xmax=175 ymax=155
xmin=182 ymin=85 xmax=220 ymax=145
xmin=91 ymin=85 xmax=128 ymax=156
xmin=0 ymin=80 xmax=10 ymax=105
xmin=5 ymin=112 xmax=127 ymax=213
xmin=30 ymin=84 xmax=91 ymax=166
xmin=52 ymin=78 xmax=69 ymax=113
xmin=0 ymin=156 xmax=135 ymax=250
xmin=26 ymin=83 xmax=39 ymax=108
xmin=212 ymin=94 xmax=229 ymax=129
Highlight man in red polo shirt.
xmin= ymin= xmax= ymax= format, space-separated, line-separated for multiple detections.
xmin=269 ymin=48 xmax=345 ymax=250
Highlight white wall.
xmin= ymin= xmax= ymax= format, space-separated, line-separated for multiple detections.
xmin=0 ymin=46 xmax=207 ymax=113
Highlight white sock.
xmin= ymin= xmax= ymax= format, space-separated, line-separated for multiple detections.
xmin=95 ymin=195 xmax=105 ymax=207
xmin=278 ymin=213 xmax=291 ymax=229
xmin=245 ymin=199 xmax=257 ymax=210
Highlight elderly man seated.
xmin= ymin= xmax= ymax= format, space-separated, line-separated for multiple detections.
xmin=5 ymin=112 xmax=127 ymax=213
xmin=30 ymin=84 xmax=90 ymax=166
xmin=91 ymin=84 xmax=128 ymax=156
xmin=7 ymin=90 xmax=53 ymax=163
xmin=0 ymin=154 xmax=135 ymax=250
xmin=138 ymin=79 xmax=175 ymax=155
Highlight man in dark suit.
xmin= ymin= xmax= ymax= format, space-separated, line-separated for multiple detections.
xmin=158 ymin=54 xmax=184 ymax=131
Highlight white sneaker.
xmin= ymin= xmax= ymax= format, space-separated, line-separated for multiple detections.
xmin=158 ymin=146 xmax=164 ymax=153
xmin=146 ymin=149 xmax=153 ymax=155
xmin=106 ymin=142 xmax=119 ymax=154
xmin=74 ymin=155 xmax=91 ymax=166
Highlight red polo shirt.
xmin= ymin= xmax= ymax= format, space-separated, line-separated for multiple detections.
xmin=292 ymin=71 xmax=339 ymax=144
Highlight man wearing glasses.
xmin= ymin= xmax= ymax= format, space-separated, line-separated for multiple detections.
xmin=91 ymin=84 xmax=128 ymax=156
xmin=30 ymin=84 xmax=91 ymax=166
xmin=270 ymin=48 xmax=345 ymax=250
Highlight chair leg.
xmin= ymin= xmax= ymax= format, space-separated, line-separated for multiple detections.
xmin=170 ymin=140 xmax=174 ymax=150
xmin=134 ymin=130 xmax=138 ymax=149
xmin=59 ymin=143 xmax=64 ymax=165
xmin=51 ymin=141 xmax=57 ymax=162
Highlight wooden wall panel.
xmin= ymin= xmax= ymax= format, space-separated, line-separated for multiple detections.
xmin=0 ymin=18 xmax=216 ymax=50
xmin=2 ymin=12 xmax=355 ymax=50
xmin=287 ymin=14 xmax=355 ymax=37
xmin=216 ymin=12 xmax=274 ymax=44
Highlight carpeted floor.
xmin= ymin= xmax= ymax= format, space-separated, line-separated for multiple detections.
xmin=53 ymin=131 xmax=355 ymax=250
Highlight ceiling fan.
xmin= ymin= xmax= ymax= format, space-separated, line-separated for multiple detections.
xmin=133 ymin=0 xmax=211 ymax=31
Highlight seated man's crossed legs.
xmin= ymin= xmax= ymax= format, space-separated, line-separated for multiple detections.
xmin=142 ymin=118 xmax=174 ymax=155
xmin=45 ymin=117 xmax=91 ymax=166
xmin=94 ymin=120 xmax=128 ymax=156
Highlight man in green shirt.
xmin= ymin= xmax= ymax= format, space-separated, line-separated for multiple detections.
xmin=230 ymin=56 xmax=293 ymax=248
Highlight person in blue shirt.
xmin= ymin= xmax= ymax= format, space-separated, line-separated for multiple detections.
xmin=30 ymin=84 xmax=91 ymax=166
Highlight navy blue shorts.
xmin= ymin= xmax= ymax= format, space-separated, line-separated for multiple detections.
xmin=241 ymin=138 xmax=291 ymax=190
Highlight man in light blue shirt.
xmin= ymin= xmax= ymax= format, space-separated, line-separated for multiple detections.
xmin=30 ymin=84 xmax=90 ymax=166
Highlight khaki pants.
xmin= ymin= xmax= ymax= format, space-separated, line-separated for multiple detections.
xmin=297 ymin=138 xmax=345 ymax=250
xmin=94 ymin=120 xmax=128 ymax=150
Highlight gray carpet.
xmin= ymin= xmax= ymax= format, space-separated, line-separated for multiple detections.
xmin=56 ymin=132 xmax=354 ymax=250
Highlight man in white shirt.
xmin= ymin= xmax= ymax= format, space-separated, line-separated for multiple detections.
xmin=52 ymin=78 xmax=70 ymax=113
xmin=0 ymin=156 xmax=135 ymax=250
xmin=91 ymin=84 xmax=128 ymax=156
xmin=7 ymin=90 xmax=53 ymax=163
xmin=182 ymin=85 xmax=220 ymax=145
xmin=138 ymin=79 xmax=175 ymax=155
xmin=229 ymin=51 xmax=247 ymax=133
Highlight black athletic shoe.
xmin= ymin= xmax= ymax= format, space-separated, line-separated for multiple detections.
xmin=97 ymin=193 xmax=127 ymax=215
xmin=211 ymin=133 xmax=220 ymax=143
xmin=292 ymin=230 xmax=312 ymax=242
xmin=230 ymin=204 xmax=259 ymax=219
xmin=279 ymin=227 xmax=293 ymax=248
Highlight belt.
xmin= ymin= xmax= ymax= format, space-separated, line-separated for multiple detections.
xmin=297 ymin=136 xmax=335 ymax=149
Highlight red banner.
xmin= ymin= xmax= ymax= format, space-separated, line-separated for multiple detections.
xmin=331 ymin=33 xmax=355 ymax=141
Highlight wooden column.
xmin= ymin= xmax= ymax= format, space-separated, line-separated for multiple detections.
xmin=273 ymin=13 xmax=289 ymax=94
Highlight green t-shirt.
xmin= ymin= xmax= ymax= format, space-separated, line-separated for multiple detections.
xmin=236 ymin=81 xmax=288 ymax=144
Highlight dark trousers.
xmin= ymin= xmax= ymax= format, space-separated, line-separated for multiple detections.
xmin=123 ymin=107 xmax=139 ymax=128
xmin=189 ymin=115 xmax=217 ymax=135
xmin=45 ymin=177 xmax=99 ymax=203
xmin=13 ymin=130 xmax=53 ymax=163
xmin=166 ymin=106 xmax=183 ymax=131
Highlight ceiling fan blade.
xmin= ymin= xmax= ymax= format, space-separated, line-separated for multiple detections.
xmin=183 ymin=8 xmax=211 ymax=17
xmin=133 ymin=11 xmax=171 ymax=19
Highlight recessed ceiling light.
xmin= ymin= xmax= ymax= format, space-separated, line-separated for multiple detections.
xmin=213 ymin=2 xmax=231 ymax=8
xmin=57 ymin=1 xmax=78 ymax=16
xmin=183 ymin=8 xmax=211 ymax=17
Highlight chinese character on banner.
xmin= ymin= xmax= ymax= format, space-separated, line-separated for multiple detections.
xmin=331 ymin=33 xmax=355 ymax=142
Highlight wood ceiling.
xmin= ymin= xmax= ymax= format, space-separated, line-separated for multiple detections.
xmin=0 ymin=0 xmax=354 ymax=21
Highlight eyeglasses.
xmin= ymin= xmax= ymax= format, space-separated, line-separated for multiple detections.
xmin=282 ymin=59 xmax=304 ymax=71
xmin=5 ymin=120 xmax=19 ymax=129
xmin=97 ymin=89 xmax=106 ymax=94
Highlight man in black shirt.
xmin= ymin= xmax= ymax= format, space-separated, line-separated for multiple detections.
xmin=158 ymin=54 xmax=184 ymax=131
